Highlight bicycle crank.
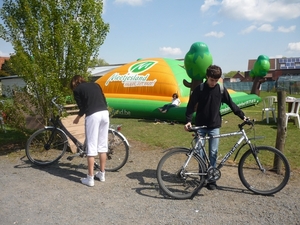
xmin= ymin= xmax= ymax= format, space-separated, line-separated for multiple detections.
xmin=207 ymin=167 xmax=221 ymax=181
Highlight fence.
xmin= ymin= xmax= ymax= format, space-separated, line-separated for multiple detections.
xmin=224 ymin=81 xmax=276 ymax=92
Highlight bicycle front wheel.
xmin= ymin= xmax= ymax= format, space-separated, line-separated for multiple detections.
xmin=156 ymin=148 xmax=206 ymax=199
xmin=105 ymin=129 xmax=129 ymax=172
xmin=238 ymin=146 xmax=290 ymax=195
xmin=26 ymin=127 xmax=68 ymax=166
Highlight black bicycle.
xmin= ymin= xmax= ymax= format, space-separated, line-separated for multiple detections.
xmin=156 ymin=119 xmax=290 ymax=199
xmin=25 ymin=97 xmax=130 ymax=172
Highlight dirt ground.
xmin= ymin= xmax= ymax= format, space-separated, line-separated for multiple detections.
xmin=1 ymin=138 xmax=300 ymax=225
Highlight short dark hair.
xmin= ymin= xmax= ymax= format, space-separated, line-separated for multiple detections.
xmin=172 ymin=93 xmax=178 ymax=98
xmin=206 ymin=65 xmax=222 ymax=79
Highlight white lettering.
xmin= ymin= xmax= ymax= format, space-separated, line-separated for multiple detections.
xmin=105 ymin=72 xmax=157 ymax=88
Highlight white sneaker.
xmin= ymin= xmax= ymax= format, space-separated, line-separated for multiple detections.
xmin=95 ymin=171 xmax=105 ymax=182
xmin=81 ymin=175 xmax=94 ymax=187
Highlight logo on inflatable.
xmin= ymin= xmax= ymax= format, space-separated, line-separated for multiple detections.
xmin=128 ymin=61 xmax=157 ymax=73
xmin=105 ymin=60 xmax=158 ymax=87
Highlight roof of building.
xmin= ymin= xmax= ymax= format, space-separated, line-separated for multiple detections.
xmin=0 ymin=56 xmax=10 ymax=70
xmin=88 ymin=64 xmax=124 ymax=77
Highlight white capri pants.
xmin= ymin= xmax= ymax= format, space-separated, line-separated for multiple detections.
xmin=85 ymin=110 xmax=109 ymax=156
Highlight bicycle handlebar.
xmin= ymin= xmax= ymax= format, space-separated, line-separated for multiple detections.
xmin=187 ymin=118 xmax=254 ymax=133
xmin=239 ymin=118 xmax=255 ymax=129
xmin=51 ymin=97 xmax=64 ymax=112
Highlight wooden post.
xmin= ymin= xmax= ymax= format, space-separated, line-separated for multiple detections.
xmin=274 ymin=91 xmax=287 ymax=172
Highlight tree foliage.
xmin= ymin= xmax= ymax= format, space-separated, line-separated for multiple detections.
xmin=90 ymin=58 xmax=109 ymax=67
xmin=0 ymin=0 xmax=109 ymax=125
xmin=0 ymin=57 xmax=17 ymax=77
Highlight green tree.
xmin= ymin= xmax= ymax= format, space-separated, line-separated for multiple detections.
xmin=0 ymin=0 xmax=109 ymax=127
xmin=90 ymin=58 xmax=109 ymax=67
xmin=0 ymin=57 xmax=16 ymax=77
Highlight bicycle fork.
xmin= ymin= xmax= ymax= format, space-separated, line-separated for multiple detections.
xmin=250 ymin=145 xmax=266 ymax=173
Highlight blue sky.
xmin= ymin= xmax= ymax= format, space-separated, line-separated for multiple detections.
xmin=1 ymin=0 xmax=300 ymax=73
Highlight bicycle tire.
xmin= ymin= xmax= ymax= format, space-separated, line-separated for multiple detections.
xmin=26 ymin=127 xmax=68 ymax=166
xmin=104 ymin=129 xmax=129 ymax=172
xmin=238 ymin=145 xmax=290 ymax=195
xmin=156 ymin=148 xmax=206 ymax=199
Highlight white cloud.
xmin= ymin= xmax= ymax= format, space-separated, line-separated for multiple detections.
xmin=241 ymin=25 xmax=257 ymax=34
xmin=278 ymin=25 xmax=296 ymax=33
xmin=201 ymin=0 xmax=300 ymax=23
xmin=241 ymin=24 xmax=280 ymax=34
xmin=159 ymin=47 xmax=182 ymax=56
xmin=201 ymin=0 xmax=220 ymax=12
xmin=212 ymin=21 xmax=221 ymax=26
xmin=114 ymin=0 xmax=151 ymax=6
xmin=257 ymin=24 xmax=273 ymax=32
xmin=204 ymin=31 xmax=225 ymax=38
xmin=287 ymin=42 xmax=300 ymax=51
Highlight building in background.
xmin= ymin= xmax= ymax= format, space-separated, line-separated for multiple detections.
xmin=245 ymin=57 xmax=300 ymax=82
xmin=0 ymin=57 xmax=10 ymax=69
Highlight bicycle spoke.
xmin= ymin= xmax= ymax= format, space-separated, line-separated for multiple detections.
xmin=157 ymin=148 xmax=205 ymax=199
xmin=26 ymin=128 xmax=67 ymax=166
xmin=104 ymin=129 xmax=129 ymax=171
xmin=238 ymin=146 xmax=290 ymax=195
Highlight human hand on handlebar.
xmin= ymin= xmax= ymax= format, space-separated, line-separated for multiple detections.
xmin=184 ymin=122 xmax=192 ymax=131
xmin=244 ymin=116 xmax=250 ymax=121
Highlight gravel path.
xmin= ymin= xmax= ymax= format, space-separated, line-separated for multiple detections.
xmin=1 ymin=140 xmax=299 ymax=225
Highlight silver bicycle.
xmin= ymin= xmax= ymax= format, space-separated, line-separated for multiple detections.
xmin=156 ymin=119 xmax=290 ymax=199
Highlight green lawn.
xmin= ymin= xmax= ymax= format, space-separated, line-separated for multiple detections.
xmin=1 ymin=91 xmax=299 ymax=170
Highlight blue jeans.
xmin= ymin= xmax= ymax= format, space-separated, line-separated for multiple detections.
xmin=197 ymin=128 xmax=220 ymax=168
xmin=161 ymin=104 xmax=177 ymax=111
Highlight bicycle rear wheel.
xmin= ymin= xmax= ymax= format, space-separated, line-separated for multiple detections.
xmin=238 ymin=146 xmax=290 ymax=195
xmin=26 ymin=127 xmax=68 ymax=166
xmin=105 ymin=129 xmax=129 ymax=172
xmin=156 ymin=148 xmax=206 ymax=199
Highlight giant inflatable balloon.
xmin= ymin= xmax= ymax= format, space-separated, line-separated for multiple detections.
xmin=184 ymin=42 xmax=212 ymax=81
xmin=95 ymin=57 xmax=260 ymax=123
xmin=250 ymin=55 xmax=270 ymax=78
xmin=183 ymin=42 xmax=213 ymax=91
xmin=250 ymin=54 xmax=270 ymax=95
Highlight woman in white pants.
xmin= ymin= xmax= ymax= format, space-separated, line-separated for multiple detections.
xmin=70 ymin=75 xmax=109 ymax=187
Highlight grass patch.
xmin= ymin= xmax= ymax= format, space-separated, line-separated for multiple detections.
xmin=0 ymin=126 xmax=29 ymax=155
xmin=1 ymin=91 xmax=299 ymax=170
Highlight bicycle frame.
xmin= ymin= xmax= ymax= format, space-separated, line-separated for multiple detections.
xmin=193 ymin=127 xmax=254 ymax=170
xmin=48 ymin=98 xmax=131 ymax=154
xmin=49 ymin=115 xmax=84 ymax=149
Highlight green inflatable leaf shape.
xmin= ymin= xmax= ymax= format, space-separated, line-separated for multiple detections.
xmin=250 ymin=55 xmax=270 ymax=78
xmin=184 ymin=42 xmax=213 ymax=81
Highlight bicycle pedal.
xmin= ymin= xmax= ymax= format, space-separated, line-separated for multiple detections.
xmin=67 ymin=156 xmax=75 ymax=161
